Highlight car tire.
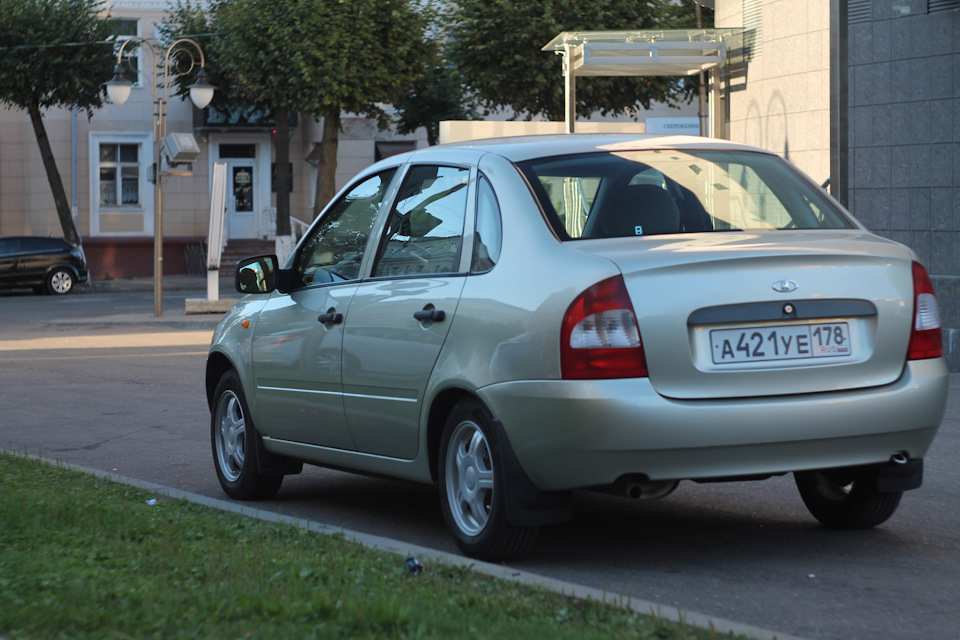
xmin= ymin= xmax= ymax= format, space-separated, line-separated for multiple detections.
xmin=46 ymin=268 xmax=74 ymax=295
xmin=794 ymin=468 xmax=902 ymax=529
xmin=211 ymin=370 xmax=283 ymax=500
xmin=438 ymin=399 xmax=538 ymax=560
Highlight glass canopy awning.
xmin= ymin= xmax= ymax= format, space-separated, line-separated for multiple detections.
xmin=542 ymin=29 xmax=743 ymax=134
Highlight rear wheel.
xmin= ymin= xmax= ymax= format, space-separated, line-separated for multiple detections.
xmin=795 ymin=468 xmax=902 ymax=529
xmin=438 ymin=399 xmax=538 ymax=560
xmin=211 ymin=370 xmax=283 ymax=500
xmin=46 ymin=268 xmax=74 ymax=294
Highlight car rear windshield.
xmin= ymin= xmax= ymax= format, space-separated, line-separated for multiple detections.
xmin=516 ymin=149 xmax=853 ymax=240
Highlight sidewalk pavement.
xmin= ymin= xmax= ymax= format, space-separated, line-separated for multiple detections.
xmin=84 ymin=273 xmax=233 ymax=294
xmin=52 ymin=274 xmax=241 ymax=329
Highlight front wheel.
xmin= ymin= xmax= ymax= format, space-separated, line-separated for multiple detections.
xmin=211 ymin=370 xmax=283 ymax=500
xmin=438 ymin=399 xmax=538 ymax=561
xmin=46 ymin=268 xmax=74 ymax=294
xmin=795 ymin=468 xmax=902 ymax=529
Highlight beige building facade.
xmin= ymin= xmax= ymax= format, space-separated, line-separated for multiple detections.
xmin=716 ymin=0 xmax=832 ymax=185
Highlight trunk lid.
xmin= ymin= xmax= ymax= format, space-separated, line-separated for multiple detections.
xmin=570 ymin=230 xmax=916 ymax=400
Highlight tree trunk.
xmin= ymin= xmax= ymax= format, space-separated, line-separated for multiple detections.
xmin=273 ymin=107 xmax=292 ymax=237
xmin=27 ymin=102 xmax=81 ymax=247
xmin=312 ymin=111 xmax=340 ymax=219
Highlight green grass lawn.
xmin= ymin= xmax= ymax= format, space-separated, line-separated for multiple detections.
xmin=0 ymin=451 xmax=738 ymax=639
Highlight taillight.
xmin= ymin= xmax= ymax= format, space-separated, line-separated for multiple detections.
xmin=561 ymin=276 xmax=648 ymax=379
xmin=907 ymin=262 xmax=942 ymax=360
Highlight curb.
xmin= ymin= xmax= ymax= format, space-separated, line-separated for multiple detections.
xmin=14 ymin=452 xmax=807 ymax=640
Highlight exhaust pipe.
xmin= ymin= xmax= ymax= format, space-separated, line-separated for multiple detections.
xmin=890 ymin=452 xmax=909 ymax=465
xmin=592 ymin=475 xmax=679 ymax=500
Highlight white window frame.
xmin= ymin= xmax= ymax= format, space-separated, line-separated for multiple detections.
xmin=98 ymin=142 xmax=141 ymax=207
xmin=89 ymin=131 xmax=154 ymax=237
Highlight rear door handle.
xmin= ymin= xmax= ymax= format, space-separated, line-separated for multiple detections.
xmin=318 ymin=312 xmax=343 ymax=324
xmin=413 ymin=309 xmax=445 ymax=322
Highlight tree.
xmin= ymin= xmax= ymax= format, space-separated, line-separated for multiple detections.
xmin=393 ymin=10 xmax=477 ymax=148
xmin=448 ymin=0 xmax=705 ymax=122
xmin=394 ymin=62 xmax=478 ymax=147
xmin=159 ymin=2 xmax=236 ymax=112
xmin=0 ymin=0 xmax=116 ymax=246
xmin=165 ymin=0 xmax=429 ymax=235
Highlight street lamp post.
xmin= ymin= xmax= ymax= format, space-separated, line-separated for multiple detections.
xmin=103 ymin=38 xmax=215 ymax=317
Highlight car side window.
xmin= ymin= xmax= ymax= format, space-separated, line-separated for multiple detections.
xmin=472 ymin=175 xmax=502 ymax=273
xmin=294 ymin=169 xmax=397 ymax=287
xmin=372 ymin=165 xmax=469 ymax=277
xmin=0 ymin=239 xmax=19 ymax=257
xmin=21 ymin=238 xmax=60 ymax=253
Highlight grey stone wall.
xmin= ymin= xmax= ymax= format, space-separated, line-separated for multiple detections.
xmin=845 ymin=5 xmax=960 ymax=366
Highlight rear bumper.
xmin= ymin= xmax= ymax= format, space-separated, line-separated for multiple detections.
xmin=477 ymin=358 xmax=948 ymax=492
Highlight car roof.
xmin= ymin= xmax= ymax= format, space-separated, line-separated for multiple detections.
xmin=424 ymin=134 xmax=779 ymax=163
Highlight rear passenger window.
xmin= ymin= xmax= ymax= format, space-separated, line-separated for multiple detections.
xmin=373 ymin=165 xmax=469 ymax=277
xmin=21 ymin=238 xmax=62 ymax=253
xmin=472 ymin=175 xmax=501 ymax=273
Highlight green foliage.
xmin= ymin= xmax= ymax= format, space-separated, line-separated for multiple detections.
xmin=163 ymin=0 xmax=432 ymax=232
xmin=0 ymin=0 xmax=116 ymax=116
xmin=394 ymin=63 xmax=479 ymax=146
xmin=448 ymin=0 xmax=712 ymax=121
xmin=165 ymin=0 xmax=429 ymax=125
xmin=0 ymin=452 xmax=738 ymax=640
xmin=392 ymin=7 xmax=475 ymax=146
xmin=158 ymin=0 xmax=239 ymax=111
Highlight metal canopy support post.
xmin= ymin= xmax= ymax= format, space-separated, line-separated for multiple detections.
xmin=564 ymin=44 xmax=576 ymax=134
xmin=709 ymin=67 xmax=720 ymax=139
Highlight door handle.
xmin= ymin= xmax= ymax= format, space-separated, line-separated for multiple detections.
xmin=413 ymin=309 xmax=445 ymax=322
xmin=318 ymin=312 xmax=343 ymax=324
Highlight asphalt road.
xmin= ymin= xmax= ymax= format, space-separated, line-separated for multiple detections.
xmin=2 ymin=284 xmax=958 ymax=640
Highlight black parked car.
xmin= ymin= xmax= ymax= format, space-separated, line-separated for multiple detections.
xmin=0 ymin=236 xmax=88 ymax=295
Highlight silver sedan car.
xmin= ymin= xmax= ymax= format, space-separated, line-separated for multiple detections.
xmin=207 ymin=135 xmax=948 ymax=560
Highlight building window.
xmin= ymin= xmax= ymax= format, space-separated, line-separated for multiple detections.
xmin=106 ymin=18 xmax=141 ymax=86
xmin=99 ymin=143 xmax=140 ymax=206
xmin=89 ymin=132 xmax=153 ymax=236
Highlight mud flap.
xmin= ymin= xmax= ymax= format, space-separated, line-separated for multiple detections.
xmin=874 ymin=458 xmax=923 ymax=492
xmin=492 ymin=419 xmax=572 ymax=526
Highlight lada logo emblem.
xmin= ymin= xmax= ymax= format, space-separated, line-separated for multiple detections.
xmin=772 ymin=279 xmax=799 ymax=293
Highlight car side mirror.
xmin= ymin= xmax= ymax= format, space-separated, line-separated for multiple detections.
xmin=235 ymin=254 xmax=278 ymax=294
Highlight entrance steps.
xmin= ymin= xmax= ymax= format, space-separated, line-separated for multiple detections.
xmin=218 ymin=239 xmax=275 ymax=271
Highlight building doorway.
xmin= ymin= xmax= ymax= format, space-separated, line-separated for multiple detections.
xmin=216 ymin=141 xmax=264 ymax=239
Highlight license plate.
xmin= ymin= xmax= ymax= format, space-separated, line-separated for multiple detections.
xmin=710 ymin=322 xmax=851 ymax=364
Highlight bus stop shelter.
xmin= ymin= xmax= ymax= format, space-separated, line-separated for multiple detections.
xmin=542 ymin=29 xmax=742 ymax=137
